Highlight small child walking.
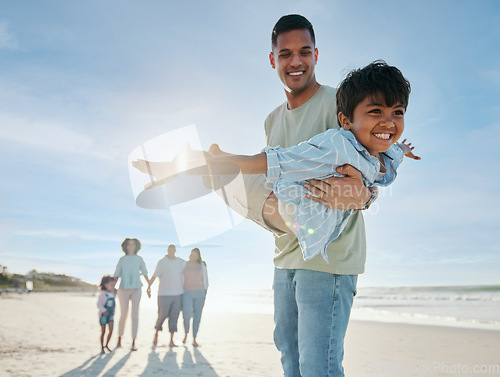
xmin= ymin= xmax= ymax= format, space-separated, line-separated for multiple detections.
xmin=97 ymin=275 xmax=117 ymax=354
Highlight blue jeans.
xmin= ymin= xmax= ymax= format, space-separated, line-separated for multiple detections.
xmin=273 ymin=268 xmax=357 ymax=377
xmin=182 ymin=289 xmax=207 ymax=338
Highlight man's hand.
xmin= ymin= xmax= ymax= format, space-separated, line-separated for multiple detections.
xmin=304 ymin=165 xmax=371 ymax=210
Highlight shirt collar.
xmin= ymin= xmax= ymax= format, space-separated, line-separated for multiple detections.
xmin=338 ymin=128 xmax=378 ymax=163
xmin=338 ymin=128 xmax=403 ymax=164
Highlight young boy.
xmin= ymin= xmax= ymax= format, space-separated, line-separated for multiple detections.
xmin=133 ymin=61 xmax=420 ymax=262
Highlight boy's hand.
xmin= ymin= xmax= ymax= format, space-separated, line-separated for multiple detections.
xmin=146 ymin=287 xmax=151 ymax=298
xmin=397 ymin=139 xmax=421 ymax=160
xmin=132 ymin=143 xmax=212 ymax=190
xmin=137 ymin=160 xmax=177 ymax=190
xmin=132 ymin=159 xmax=176 ymax=189
xmin=103 ymin=311 xmax=109 ymax=316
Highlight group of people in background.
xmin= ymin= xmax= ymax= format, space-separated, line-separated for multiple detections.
xmin=97 ymin=237 xmax=208 ymax=354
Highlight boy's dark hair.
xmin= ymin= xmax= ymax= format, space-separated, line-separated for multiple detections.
xmin=100 ymin=275 xmax=116 ymax=290
xmin=336 ymin=60 xmax=411 ymax=125
xmin=121 ymin=238 xmax=141 ymax=254
xmin=272 ymin=14 xmax=315 ymax=49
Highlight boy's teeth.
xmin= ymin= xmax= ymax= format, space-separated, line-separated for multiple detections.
xmin=374 ymin=133 xmax=391 ymax=140
xmin=289 ymin=72 xmax=303 ymax=76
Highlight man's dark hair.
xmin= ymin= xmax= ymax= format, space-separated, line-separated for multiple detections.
xmin=336 ymin=60 xmax=411 ymax=125
xmin=271 ymin=14 xmax=315 ymax=49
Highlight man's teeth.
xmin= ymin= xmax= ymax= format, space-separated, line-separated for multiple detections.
xmin=374 ymin=133 xmax=391 ymax=140
xmin=289 ymin=72 xmax=304 ymax=76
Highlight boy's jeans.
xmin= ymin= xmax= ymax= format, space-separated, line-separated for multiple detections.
xmin=273 ymin=268 xmax=357 ymax=377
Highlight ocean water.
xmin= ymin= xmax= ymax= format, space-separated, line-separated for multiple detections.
xmin=209 ymin=285 xmax=500 ymax=331
xmin=351 ymin=285 xmax=500 ymax=330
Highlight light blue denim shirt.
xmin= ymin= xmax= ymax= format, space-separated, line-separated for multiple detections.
xmin=264 ymin=128 xmax=404 ymax=262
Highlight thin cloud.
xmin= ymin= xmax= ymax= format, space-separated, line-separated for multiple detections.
xmin=0 ymin=21 xmax=19 ymax=50
xmin=14 ymin=228 xmax=175 ymax=246
xmin=14 ymin=229 xmax=123 ymax=242
xmin=1 ymin=254 xmax=98 ymax=275
xmin=0 ymin=113 xmax=114 ymax=159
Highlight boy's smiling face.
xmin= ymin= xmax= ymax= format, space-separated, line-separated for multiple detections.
xmin=339 ymin=93 xmax=405 ymax=156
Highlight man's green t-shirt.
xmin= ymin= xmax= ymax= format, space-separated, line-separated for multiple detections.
xmin=264 ymin=85 xmax=366 ymax=275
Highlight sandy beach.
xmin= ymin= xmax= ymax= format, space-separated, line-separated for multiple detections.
xmin=1 ymin=292 xmax=499 ymax=377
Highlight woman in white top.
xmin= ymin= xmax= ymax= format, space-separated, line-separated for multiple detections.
xmin=182 ymin=248 xmax=209 ymax=347
xmin=114 ymin=238 xmax=150 ymax=351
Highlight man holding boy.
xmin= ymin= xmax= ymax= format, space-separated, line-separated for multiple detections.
xmin=131 ymin=13 xmax=384 ymax=376
xmin=265 ymin=15 xmax=374 ymax=377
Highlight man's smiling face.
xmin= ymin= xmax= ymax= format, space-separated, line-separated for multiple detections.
xmin=270 ymin=28 xmax=318 ymax=95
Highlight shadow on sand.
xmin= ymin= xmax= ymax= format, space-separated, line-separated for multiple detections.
xmin=59 ymin=346 xmax=219 ymax=376
xmin=139 ymin=346 xmax=220 ymax=376
xmin=59 ymin=351 xmax=131 ymax=377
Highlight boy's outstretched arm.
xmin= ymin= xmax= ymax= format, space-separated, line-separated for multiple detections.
xmin=207 ymin=144 xmax=268 ymax=174
xmin=132 ymin=144 xmax=268 ymax=190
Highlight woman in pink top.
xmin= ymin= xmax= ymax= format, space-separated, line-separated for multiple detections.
xmin=182 ymin=248 xmax=208 ymax=347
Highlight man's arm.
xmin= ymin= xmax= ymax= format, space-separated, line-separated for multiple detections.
xmin=305 ymin=165 xmax=373 ymax=210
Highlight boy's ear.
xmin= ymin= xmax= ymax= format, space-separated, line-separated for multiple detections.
xmin=338 ymin=112 xmax=351 ymax=130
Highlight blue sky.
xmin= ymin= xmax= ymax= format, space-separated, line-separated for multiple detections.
xmin=1 ymin=0 xmax=499 ymax=291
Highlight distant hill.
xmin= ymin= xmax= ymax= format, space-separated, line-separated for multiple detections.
xmin=0 ymin=267 xmax=97 ymax=292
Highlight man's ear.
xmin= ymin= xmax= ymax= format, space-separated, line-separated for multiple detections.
xmin=269 ymin=51 xmax=276 ymax=69
xmin=338 ymin=112 xmax=351 ymax=130
xmin=314 ymin=47 xmax=318 ymax=64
